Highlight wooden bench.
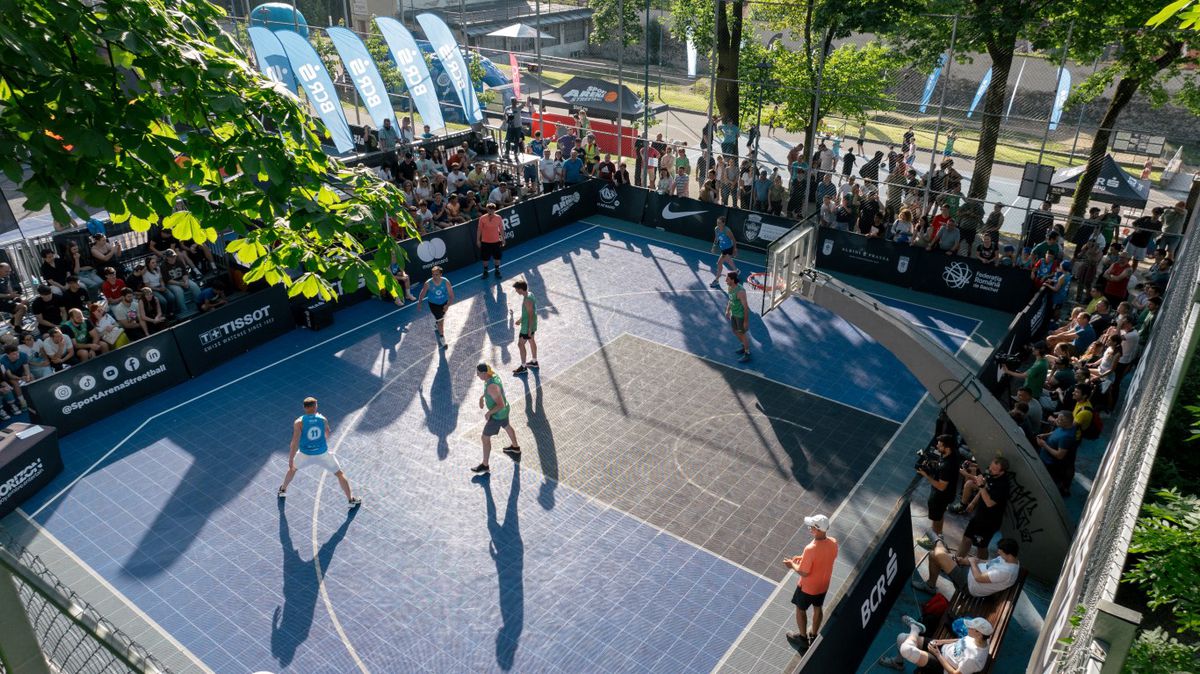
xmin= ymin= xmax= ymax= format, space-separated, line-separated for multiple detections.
xmin=929 ymin=568 xmax=1029 ymax=674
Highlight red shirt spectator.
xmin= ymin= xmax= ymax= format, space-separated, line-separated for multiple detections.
xmin=930 ymin=213 xmax=951 ymax=240
xmin=1103 ymin=254 xmax=1133 ymax=301
xmin=101 ymin=272 xmax=126 ymax=302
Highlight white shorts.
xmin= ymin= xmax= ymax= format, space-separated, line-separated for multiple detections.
xmin=294 ymin=451 xmax=343 ymax=473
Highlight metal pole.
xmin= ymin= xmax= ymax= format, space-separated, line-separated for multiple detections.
xmin=1067 ymin=53 xmax=1097 ymax=164
xmin=803 ymin=33 xmax=828 ymax=218
xmin=535 ymin=0 xmax=543 ymax=110
xmin=617 ymin=0 xmax=624 ymax=161
xmin=641 ymin=0 xmax=651 ymax=186
xmin=1035 ymin=22 xmax=1073 ymax=229
xmin=459 ymin=0 xmax=468 ymax=45
xmin=921 ymin=14 xmax=957 ymax=219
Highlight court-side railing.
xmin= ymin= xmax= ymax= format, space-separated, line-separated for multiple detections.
xmin=0 ymin=527 xmax=170 ymax=674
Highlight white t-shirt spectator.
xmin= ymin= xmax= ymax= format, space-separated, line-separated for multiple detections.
xmin=890 ymin=219 xmax=912 ymax=241
xmin=143 ymin=268 xmax=164 ymax=290
xmin=414 ymin=208 xmax=433 ymax=231
xmin=447 ymin=170 xmax=468 ymax=191
xmin=488 ymin=186 xmax=512 ymax=206
xmin=939 ymin=636 xmax=989 ymax=674
xmin=968 ymin=555 xmax=1019 ymax=597
xmin=1119 ymin=329 xmax=1139 ymax=364
xmin=539 ymin=159 xmax=560 ymax=183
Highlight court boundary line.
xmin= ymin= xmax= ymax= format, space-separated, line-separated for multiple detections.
xmin=14 ymin=510 xmax=215 ymax=674
xmin=25 ymin=224 xmax=600 ymax=521
xmin=709 ymin=314 xmax=982 ymax=673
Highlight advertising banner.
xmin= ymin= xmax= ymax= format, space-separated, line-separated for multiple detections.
xmin=326 ymin=27 xmax=398 ymax=132
xmin=275 ymin=30 xmax=356 ymax=154
xmin=171 ymin=285 xmax=294 ymax=377
xmin=0 ymin=425 xmax=62 ymax=519
xmin=247 ymin=26 xmax=298 ymax=94
xmin=397 ymin=221 xmax=479 ymax=285
xmin=533 ymin=182 xmax=597 ymax=234
xmin=642 ymin=192 xmax=729 ymax=242
xmin=374 ymin=18 xmax=445 ymax=131
xmin=416 ymin=14 xmax=483 ymax=125
xmin=724 ymin=210 xmax=796 ymax=251
xmin=592 ymin=182 xmax=647 ymax=224
xmin=909 ymin=254 xmax=1034 ymax=312
xmin=26 ymin=332 xmax=189 ymax=436
xmin=496 ymin=199 xmax=542 ymax=248
xmin=798 ymin=501 xmax=915 ymax=673
xmin=814 ymin=227 xmax=917 ymax=286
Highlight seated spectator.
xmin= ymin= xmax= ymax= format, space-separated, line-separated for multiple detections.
xmin=655 ymin=167 xmax=672 ymax=194
xmin=88 ymin=301 xmax=128 ymax=349
xmin=1002 ymin=341 xmax=1049 ymax=399
xmin=0 ymin=263 xmax=28 ymax=329
xmin=30 ymin=286 xmax=64 ymax=332
xmin=427 ymin=192 xmax=449 ymax=227
xmin=929 ymin=204 xmax=952 ymax=239
xmin=0 ymin=345 xmax=32 ymax=412
xmin=100 ymin=267 xmax=126 ymax=302
xmin=1048 ymin=310 xmax=1096 ymax=352
xmin=461 ymin=192 xmax=482 ymax=220
xmin=0 ymin=380 xmax=20 ymax=421
xmin=125 ymin=260 xmax=148 ymax=292
xmin=163 ymin=249 xmax=200 ymax=316
xmin=142 ymin=255 xmax=175 ymax=316
xmin=880 ymin=615 xmax=994 ymax=673
xmin=110 ymin=288 xmax=143 ymax=339
xmin=136 ymin=287 xmax=169 ymax=335
xmin=60 ymin=276 xmax=91 ymax=314
xmin=176 ymin=234 xmax=214 ymax=273
xmin=443 ymin=194 xmax=465 ymax=225
xmin=487 ymin=182 xmax=515 ymax=208
xmin=39 ymin=248 xmax=69 ymax=295
xmin=890 ymin=209 xmax=914 ymax=244
xmin=42 ymin=326 xmax=75 ymax=370
xmin=195 ymin=282 xmax=229 ymax=313
xmin=61 ymin=307 xmax=107 ymax=361
xmin=1017 ymin=246 xmax=1035 ymax=270
xmin=63 ymin=241 xmax=103 ymax=292
xmin=89 ymin=233 xmax=122 ymax=268
xmin=446 ymin=163 xmax=468 ymax=194
xmin=971 ymin=231 xmax=999 ymax=264
xmin=413 ymin=201 xmax=433 ymax=234
xmin=927 ymin=219 xmax=962 ymax=256
xmin=18 ymin=333 xmax=53 ymax=379
xmin=997 ymin=244 xmax=1017 ymax=267
xmin=912 ymin=537 xmax=1021 ymax=598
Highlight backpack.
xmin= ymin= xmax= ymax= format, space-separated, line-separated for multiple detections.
xmin=1080 ymin=403 xmax=1103 ymax=440
xmin=920 ymin=593 xmax=949 ymax=626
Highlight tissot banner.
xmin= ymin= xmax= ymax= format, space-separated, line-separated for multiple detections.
xmin=26 ymin=332 xmax=188 ymax=436
xmin=275 ymin=30 xmax=356 ymax=154
xmin=814 ymin=227 xmax=916 ymax=286
xmin=909 ymin=254 xmax=1034 ymax=312
xmin=643 ymin=192 xmax=729 ymax=242
xmin=171 ymin=285 xmax=294 ymax=377
xmin=327 ymin=27 xmax=397 ymax=132
xmin=592 ymin=182 xmax=647 ymax=224
xmin=416 ymin=13 xmax=483 ymax=125
xmin=247 ymin=26 xmax=298 ymax=94
xmin=724 ymin=210 xmax=796 ymax=251
xmin=375 ymin=18 xmax=446 ymax=131
xmin=798 ymin=502 xmax=914 ymax=672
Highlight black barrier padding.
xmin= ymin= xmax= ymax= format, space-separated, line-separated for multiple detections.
xmin=978 ymin=288 xmax=1053 ymax=393
xmin=0 ymin=426 xmax=62 ymax=518
xmin=172 ymin=285 xmax=294 ymax=377
xmin=496 ymin=199 xmax=542 ymax=248
xmin=533 ymin=182 xmax=599 ymax=234
xmin=26 ymin=331 xmax=189 ymax=436
xmin=643 ymin=192 xmax=729 ymax=242
xmin=798 ymin=501 xmax=915 ymax=673
xmin=724 ymin=210 xmax=800 ymax=251
xmin=815 ymin=227 xmax=919 ymax=286
xmin=909 ymin=253 xmax=1034 ymax=313
xmin=593 ymin=182 xmax=648 ymax=224
xmin=396 ymin=221 xmax=480 ymax=285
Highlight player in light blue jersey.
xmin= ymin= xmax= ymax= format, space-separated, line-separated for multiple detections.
xmin=278 ymin=396 xmax=361 ymax=508
xmin=709 ymin=216 xmax=740 ymax=289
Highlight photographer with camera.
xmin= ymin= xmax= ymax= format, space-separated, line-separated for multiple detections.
xmin=953 ymin=455 xmax=1011 ymax=558
xmin=1002 ymin=341 xmax=1050 ymax=400
xmin=916 ymin=434 xmax=962 ymax=549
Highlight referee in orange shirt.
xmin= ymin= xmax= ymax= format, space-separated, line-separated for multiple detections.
xmin=478 ymin=202 xmax=505 ymax=279
xmin=781 ymin=514 xmax=839 ymax=651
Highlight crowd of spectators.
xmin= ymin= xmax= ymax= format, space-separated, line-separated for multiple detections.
xmin=0 ymin=224 xmax=230 ymax=416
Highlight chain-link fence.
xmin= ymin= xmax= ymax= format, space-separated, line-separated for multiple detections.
xmin=0 ymin=527 xmax=170 ymax=674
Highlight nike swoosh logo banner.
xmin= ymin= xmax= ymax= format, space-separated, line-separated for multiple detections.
xmin=661 ymin=203 xmax=707 ymax=220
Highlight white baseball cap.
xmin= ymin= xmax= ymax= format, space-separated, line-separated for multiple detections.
xmin=964 ymin=617 xmax=994 ymax=636
xmin=804 ymin=514 xmax=830 ymax=533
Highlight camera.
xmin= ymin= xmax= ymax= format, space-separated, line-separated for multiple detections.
xmin=997 ymin=352 xmax=1023 ymax=369
xmin=915 ymin=445 xmax=944 ymax=475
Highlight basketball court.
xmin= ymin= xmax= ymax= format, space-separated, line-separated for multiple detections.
xmin=5 ymin=218 xmax=1000 ymax=673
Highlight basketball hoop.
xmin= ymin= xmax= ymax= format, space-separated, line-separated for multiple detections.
xmin=747 ymin=272 xmax=786 ymax=293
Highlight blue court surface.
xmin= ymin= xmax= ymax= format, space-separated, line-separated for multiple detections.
xmin=19 ymin=221 xmax=979 ymax=673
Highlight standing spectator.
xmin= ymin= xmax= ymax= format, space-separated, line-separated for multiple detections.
xmin=1037 ymin=412 xmax=1079 ymax=496
xmin=719 ymin=118 xmax=739 ymax=158
xmin=673 ymin=166 xmax=689 ymax=198
xmin=719 ymin=156 xmax=738 ymax=206
xmin=955 ymin=455 xmax=1011 ymax=558
xmin=859 ymin=150 xmax=883 ymax=186
xmin=1101 ymin=252 xmax=1134 ymax=306
xmin=0 ymin=263 xmax=27 ymax=328
xmin=502 ymin=98 xmax=523 ymax=160
xmin=917 ymin=434 xmax=961 ymax=548
xmin=377 ymin=118 xmax=399 ymax=149
xmin=890 ymin=209 xmax=914 ymax=243
xmin=1125 ymin=207 xmax=1163 ymax=262
xmin=1030 ymin=249 xmax=1059 ymax=289
xmin=927 ymin=219 xmax=962 ymax=256
xmin=562 ymin=150 xmax=585 ymax=185
xmin=615 ymin=163 xmax=631 ymax=186
xmin=752 ymin=170 xmax=771 ymax=211
xmin=596 ymin=154 xmax=617 ymax=184
xmin=768 ymin=175 xmax=787 ymax=215
xmin=781 ymin=514 xmax=838 ymax=651
xmin=943 ymin=128 xmax=958 ymax=159
xmin=885 ymin=164 xmax=906 ymax=215
xmin=834 ymin=196 xmax=855 ymax=232
xmin=539 ymin=149 xmax=561 ymax=193
xmin=841 ymin=148 xmax=856 ymax=179
xmin=1160 ymin=200 xmax=1187 ymax=253
xmin=399 ymin=117 xmax=414 ymax=144
xmin=886 ymin=145 xmax=901 ymax=174
xmin=817 ymin=173 xmax=837 ymax=207
xmin=581 ymin=135 xmax=601 ymax=173
xmin=556 ymin=127 xmax=578 ymax=157
xmin=985 ymin=202 xmax=1005 ymax=233
xmin=819 ymin=196 xmax=837 ymax=229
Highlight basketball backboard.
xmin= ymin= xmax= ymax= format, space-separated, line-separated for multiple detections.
xmin=761 ymin=219 xmax=817 ymax=315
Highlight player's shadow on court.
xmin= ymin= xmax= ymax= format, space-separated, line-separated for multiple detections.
xmin=271 ymin=500 xmax=357 ymax=668
xmin=518 ymin=374 xmax=558 ymax=510
xmin=420 ymin=350 xmax=458 ymax=460
xmin=483 ymin=283 xmax=514 ymax=365
xmin=478 ymin=469 xmax=524 ymax=670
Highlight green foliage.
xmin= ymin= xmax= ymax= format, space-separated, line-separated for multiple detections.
xmin=1 ymin=0 xmax=415 ymax=299
xmin=1148 ymin=0 xmax=1200 ymax=30
xmin=1124 ymin=489 xmax=1200 ymax=636
xmin=363 ymin=20 xmax=403 ymax=93
xmin=588 ymin=0 xmax=641 ymax=47
xmin=1122 ymin=627 xmax=1200 ymax=673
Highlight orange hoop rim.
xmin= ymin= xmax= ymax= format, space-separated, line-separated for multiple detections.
xmin=746 ymin=271 xmax=786 ymax=292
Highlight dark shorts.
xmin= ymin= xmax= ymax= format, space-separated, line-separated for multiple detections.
xmin=428 ymin=302 xmax=447 ymax=320
xmin=927 ymin=489 xmax=954 ymax=521
xmin=963 ymin=515 xmax=1002 ymax=549
xmin=519 ymin=331 xmax=535 ymax=341
xmin=947 ymin=563 xmax=970 ymax=591
xmin=729 ymin=315 xmax=746 ymax=333
xmin=483 ymin=415 xmax=511 ymax=436
xmin=480 ymin=241 xmax=503 ymax=261
xmin=720 ymin=247 xmax=736 ymax=257
xmin=791 ymin=586 xmax=826 ymax=609
xmin=542 ymin=182 xmax=558 ymax=193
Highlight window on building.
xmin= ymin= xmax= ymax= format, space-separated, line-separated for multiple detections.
xmin=563 ymin=20 xmax=586 ymax=43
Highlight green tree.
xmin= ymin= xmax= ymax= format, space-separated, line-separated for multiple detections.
xmin=1124 ymin=488 xmax=1200 ymax=636
xmin=0 ymin=0 xmax=413 ymax=299
xmin=1053 ymin=2 xmax=1199 ymax=229
xmin=1148 ymin=0 xmax=1200 ymax=30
